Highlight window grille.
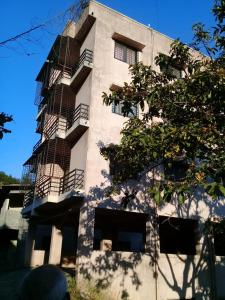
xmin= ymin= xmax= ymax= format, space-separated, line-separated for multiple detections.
xmin=161 ymin=64 xmax=183 ymax=79
xmin=112 ymin=101 xmax=138 ymax=117
xmin=114 ymin=42 xmax=137 ymax=65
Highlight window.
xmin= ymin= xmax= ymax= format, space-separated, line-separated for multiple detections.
xmin=112 ymin=101 xmax=138 ymax=117
xmin=164 ymin=160 xmax=188 ymax=182
xmin=162 ymin=65 xmax=182 ymax=79
xmin=114 ymin=42 xmax=137 ymax=65
xmin=34 ymin=225 xmax=51 ymax=251
xmin=159 ymin=56 xmax=183 ymax=79
xmin=158 ymin=216 xmax=198 ymax=255
xmin=213 ymin=223 xmax=225 ymax=256
xmin=93 ymin=208 xmax=147 ymax=252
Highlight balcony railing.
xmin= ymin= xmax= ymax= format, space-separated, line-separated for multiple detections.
xmin=60 ymin=169 xmax=84 ymax=194
xmin=33 ymin=138 xmax=42 ymax=153
xmin=67 ymin=104 xmax=89 ymax=130
xmin=35 ymin=177 xmax=60 ymax=198
xmin=33 ymin=169 xmax=84 ymax=199
xmin=34 ymin=82 xmax=44 ymax=106
xmin=35 ymin=64 xmax=72 ymax=107
xmin=72 ymin=49 xmax=93 ymax=77
xmin=44 ymin=116 xmax=66 ymax=139
xmin=23 ymin=189 xmax=35 ymax=208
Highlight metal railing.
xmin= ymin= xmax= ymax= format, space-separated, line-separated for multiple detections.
xmin=72 ymin=49 xmax=93 ymax=77
xmin=23 ymin=189 xmax=35 ymax=208
xmin=44 ymin=116 xmax=66 ymax=139
xmin=34 ymin=82 xmax=44 ymax=106
xmin=67 ymin=104 xmax=89 ymax=130
xmin=60 ymin=169 xmax=84 ymax=194
xmin=33 ymin=139 xmax=42 ymax=153
xmin=35 ymin=177 xmax=60 ymax=198
xmin=55 ymin=65 xmax=73 ymax=82
xmin=34 ymin=50 xmax=93 ymax=107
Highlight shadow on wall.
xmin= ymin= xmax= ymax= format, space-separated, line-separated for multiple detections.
xmin=74 ymin=142 xmax=225 ymax=300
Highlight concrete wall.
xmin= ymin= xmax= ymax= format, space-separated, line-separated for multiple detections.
xmin=70 ymin=131 xmax=88 ymax=174
xmin=83 ymin=1 xmax=175 ymax=191
xmin=0 ymin=198 xmax=22 ymax=230
xmin=73 ymin=2 xmax=225 ymax=300
xmin=80 ymin=21 xmax=96 ymax=54
xmin=24 ymin=1 xmax=225 ymax=299
xmin=75 ymin=72 xmax=92 ymax=107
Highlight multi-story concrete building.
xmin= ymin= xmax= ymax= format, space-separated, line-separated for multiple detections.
xmin=22 ymin=1 xmax=225 ymax=299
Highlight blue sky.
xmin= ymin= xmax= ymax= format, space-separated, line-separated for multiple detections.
xmin=0 ymin=0 xmax=214 ymax=179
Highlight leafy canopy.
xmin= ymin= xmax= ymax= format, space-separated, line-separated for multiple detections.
xmin=0 ymin=113 xmax=13 ymax=139
xmin=0 ymin=171 xmax=20 ymax=187
xmin=101 ymin=0 xmax=225 ymax=204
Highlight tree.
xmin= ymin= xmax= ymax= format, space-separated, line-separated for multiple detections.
xmin=0 ymin=113 xmax=13 ymax=139
xmin=101 ymin=0 xmax=225 ymax=205
xmin=0 ymin=171 xmax=20 ymax=187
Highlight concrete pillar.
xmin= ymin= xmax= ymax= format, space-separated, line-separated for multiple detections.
xmin=48 ymin=226 xmax=62 ymax=265
xmin=24 ymin=223 xmax=35 ymax=266
xmin=75 ymin=203 xmax=95 ymax=284
xmin=76 ymin=203 xmax=95 ymax=258
xmin=16 ymin=217 xmax=29 ymax=267
xmin=0 ymin=198 xmax=9 ymax=227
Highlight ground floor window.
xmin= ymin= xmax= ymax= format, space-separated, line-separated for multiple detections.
xmin=158 ymin=216 xmax=198 ymax=255
xmin=213 ymin=222 xmax=225 ymax=256
xmin=93 ymin=208 xmax=147 ymax=252
xmin=34 ymin=225 xmax=51 ymax=251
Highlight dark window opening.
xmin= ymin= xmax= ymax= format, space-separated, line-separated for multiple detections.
xmin=34 ymin=235 xmax=51 ymax=251
xmin=93 ymin=208 xmax=147 ymax=252
xmin=61 ymin=225 xmax=78 ymax=265
xmin=9 ymin=197 xmax=24 ymax=208
xmin=159 ymin=216 xmax=198 ymax=255
xmin=114 ymin=41 xmax=138 ymax=65
xmin=213 ymin=223 xmax=225 ymax=256
xmin=164 ymin=160 xmax=188 ymax=182
xmin=160 ymin=64 xmax=182 ymax=79
xmin=112 ymin=101 xmax=138 ymax=118
xmin=34 ymin=225 xmax=51 ymax=251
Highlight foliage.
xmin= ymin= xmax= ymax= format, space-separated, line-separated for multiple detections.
xmin=67 ymin=277 xmax=117 ymax=300
xmin=0 ymin=113 xmax=13 ymax=139
xmin=101 ymin=0 xmax=225 ymax=204
xmin=0 ymin=171 xmax=20 ymax=187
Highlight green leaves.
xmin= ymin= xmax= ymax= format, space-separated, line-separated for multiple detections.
xmin=101 ymin=6 xmax=225 ymax=205
xmin=0 ymin=112 xmax=13 ymax=139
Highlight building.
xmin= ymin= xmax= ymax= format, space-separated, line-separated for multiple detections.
xmin=0 ymin=184 xmax=30 ymax=269
xmin=21 ymin=1 xmax=225 ymax=299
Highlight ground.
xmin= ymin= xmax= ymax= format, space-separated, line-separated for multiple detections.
xmin=0 ymin=268 xmax=30 ymax=300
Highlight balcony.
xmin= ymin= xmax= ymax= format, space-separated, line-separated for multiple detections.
xmin=35 ymin=177 xmax=60 ymax=199
xmin=70 ymin=49 xmax=93 ymax=91
xmin=34 ymin=82 xmax=45 ymax=107
xmin=36 ymin=103 xmax=47 ymax=121
xmin=35 ymin=65 xmax=71 ymax=107
xmin=36 ymin=120 xmax=43 ymax=134
xmin=65 ymin=104 xmax=89 ymax=142
xmin=29 ymin=169 xmax=84 ymax=211
xmin=43 ymin=116 xmax=67 ymax=140
xmin=33 ymin=138 xmax=42 ymax=153
xmin=60 ymin=169 xmax=84 ymax=194
xmin=23 ymin=189 xmax=35 ymax=209
xmin=34 ymin=169 xmax=84 ymax=199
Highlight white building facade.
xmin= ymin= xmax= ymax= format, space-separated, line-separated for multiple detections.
xmin=22 ymin=2 xmax=225 ymax=299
